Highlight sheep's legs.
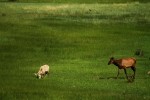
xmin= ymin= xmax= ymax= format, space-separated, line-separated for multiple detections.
xmin=124 ymin=68 xmax=128 ymax=79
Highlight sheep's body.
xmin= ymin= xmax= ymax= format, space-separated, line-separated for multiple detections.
xmin=108 ymin=57 xmax=136 ymax=80
xmin=35 ymin=65 xmax=49 ymax=79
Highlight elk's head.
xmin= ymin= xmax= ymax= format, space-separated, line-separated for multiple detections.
xmin=108 ymin=57 xmax=114 ymax=65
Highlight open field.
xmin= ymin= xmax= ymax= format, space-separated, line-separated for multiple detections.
xmin=0 ymin=2 xmax=150 ymax=100
xmin=0 ymin=0 xmax=150 ymax=3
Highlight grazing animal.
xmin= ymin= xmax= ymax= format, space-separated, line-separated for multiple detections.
xmin=34 ymin=65 xmax=49 ymax=79
xmin=148 ymin=71 xmax=150 ymax=75
xmin=135 ymin=49 xmax=143 ymax=56
xmin=108 ymin=57 xmax=136 ymax=80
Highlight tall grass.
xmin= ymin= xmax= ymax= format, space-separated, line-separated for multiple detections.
xmin=1 ymin=3 xmax=150 ymax=23
xmin=0 ymin=0 xmax=150 ymax=3
xmin=0 ymin=3 xmax=150 ymax=100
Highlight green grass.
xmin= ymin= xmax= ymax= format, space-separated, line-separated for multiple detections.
xmin=0 ymin=2 xmax=150 ymax=100
xmin=0 ymin=0 xmax=150 ymax=3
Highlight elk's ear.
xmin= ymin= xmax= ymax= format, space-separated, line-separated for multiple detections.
xmin=110 ymin=57 xmax=114 ymax=59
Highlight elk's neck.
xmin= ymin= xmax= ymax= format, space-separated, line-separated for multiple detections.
xmin=113 ymin=60 xmax=121 ymax=67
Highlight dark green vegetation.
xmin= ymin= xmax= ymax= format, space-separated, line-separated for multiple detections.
xmin=0 ymin=0 xmax=150 ymax=3
xmin=0 ymin=2 xmax=150 ymax=100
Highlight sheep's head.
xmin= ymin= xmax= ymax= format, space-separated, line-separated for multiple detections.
xmin=34 ymin=73 xmax=42 ymax=79
xmin=108 ymin=57 xmax=114 ymax=65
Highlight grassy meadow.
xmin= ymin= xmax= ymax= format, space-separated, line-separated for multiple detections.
xmin=0 ymin=0 xmax=149 ymax=3
xmin=0 ymin=2 xmax=150 ymax=100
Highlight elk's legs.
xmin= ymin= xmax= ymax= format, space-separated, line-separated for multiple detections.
xmin=116 ymin=68 xmax=120 ymax=79
xmin=124 ymin=68 xmax=128 ymax=79
xmin=131 ymin=67 xmax=136 ymax=79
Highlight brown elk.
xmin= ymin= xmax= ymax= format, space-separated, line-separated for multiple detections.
xmin=108 ymin=57 xmax=136 ymax=80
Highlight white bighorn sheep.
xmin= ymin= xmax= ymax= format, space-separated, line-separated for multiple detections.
xmin=148 ymin=71 xmax=150 ymax=75
xmin=34 ymin=65 xmax=49 ymax=79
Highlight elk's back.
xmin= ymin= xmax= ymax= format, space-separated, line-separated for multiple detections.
xmin=121 ymin=58 xmax=136 ymax=68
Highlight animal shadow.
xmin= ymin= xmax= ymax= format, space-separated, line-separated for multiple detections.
xmin=99 ymin=76 xmax=125 ymax=80
xmin=99 ymin=76 xmax=135 ymax=83
xmin=127 ymin=76 xmax=135 ymax=83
